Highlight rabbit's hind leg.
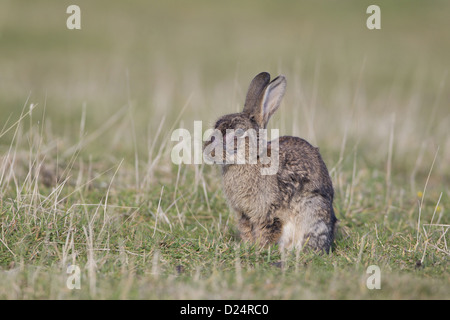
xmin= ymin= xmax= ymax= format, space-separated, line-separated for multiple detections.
xmin=278 ymin=198 xmax=336 ymax=253
xmin=303 ymin=218 xmax=334 ymax=253
xmin=302 ymin=202 xmax=336 ymax=253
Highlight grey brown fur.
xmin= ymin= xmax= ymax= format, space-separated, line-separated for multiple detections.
xmin=205 ymin=72 xmax=337 ymax=253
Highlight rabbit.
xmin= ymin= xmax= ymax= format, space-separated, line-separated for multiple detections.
xmin=204 ymin=72 xmax=337 ymax=253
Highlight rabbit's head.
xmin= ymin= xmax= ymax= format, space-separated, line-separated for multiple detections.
xmin=205 ymin=72 xmax=286 ymax=163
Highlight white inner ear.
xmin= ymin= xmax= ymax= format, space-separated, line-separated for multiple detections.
xmin=262 ymin=81 xmax=285 ymax=125
xmin=262 ymin=88 xmax=272 ymax=116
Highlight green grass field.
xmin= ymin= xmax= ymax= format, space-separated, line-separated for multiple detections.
xmin=0 ymin=1 xmax=449 ymax=299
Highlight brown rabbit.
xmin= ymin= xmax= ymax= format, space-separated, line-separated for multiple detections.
xmin=204 ymin=72 xmax=337 ymax=253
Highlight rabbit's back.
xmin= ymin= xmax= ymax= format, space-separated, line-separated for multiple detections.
xmin=277 ymin=136 xmax=334 ymax=204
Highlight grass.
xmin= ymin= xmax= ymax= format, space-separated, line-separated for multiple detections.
xmin=0 ymin=0 xmax=449 ymax=299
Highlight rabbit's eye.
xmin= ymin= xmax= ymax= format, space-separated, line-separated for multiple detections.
xmin=235 ymin=129 xmax=245 ymax=137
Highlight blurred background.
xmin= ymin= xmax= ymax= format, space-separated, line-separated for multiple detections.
xmin=1 ymin=1 xmax=449 ymax=299
xmin=1 ymin=0 xmax=449 ymax=184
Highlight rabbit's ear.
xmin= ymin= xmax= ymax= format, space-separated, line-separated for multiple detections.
xmin=243 ymin=72 xmax=271 ymax=114
xmin=255 ymin=75 xmax=286 ymax=128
